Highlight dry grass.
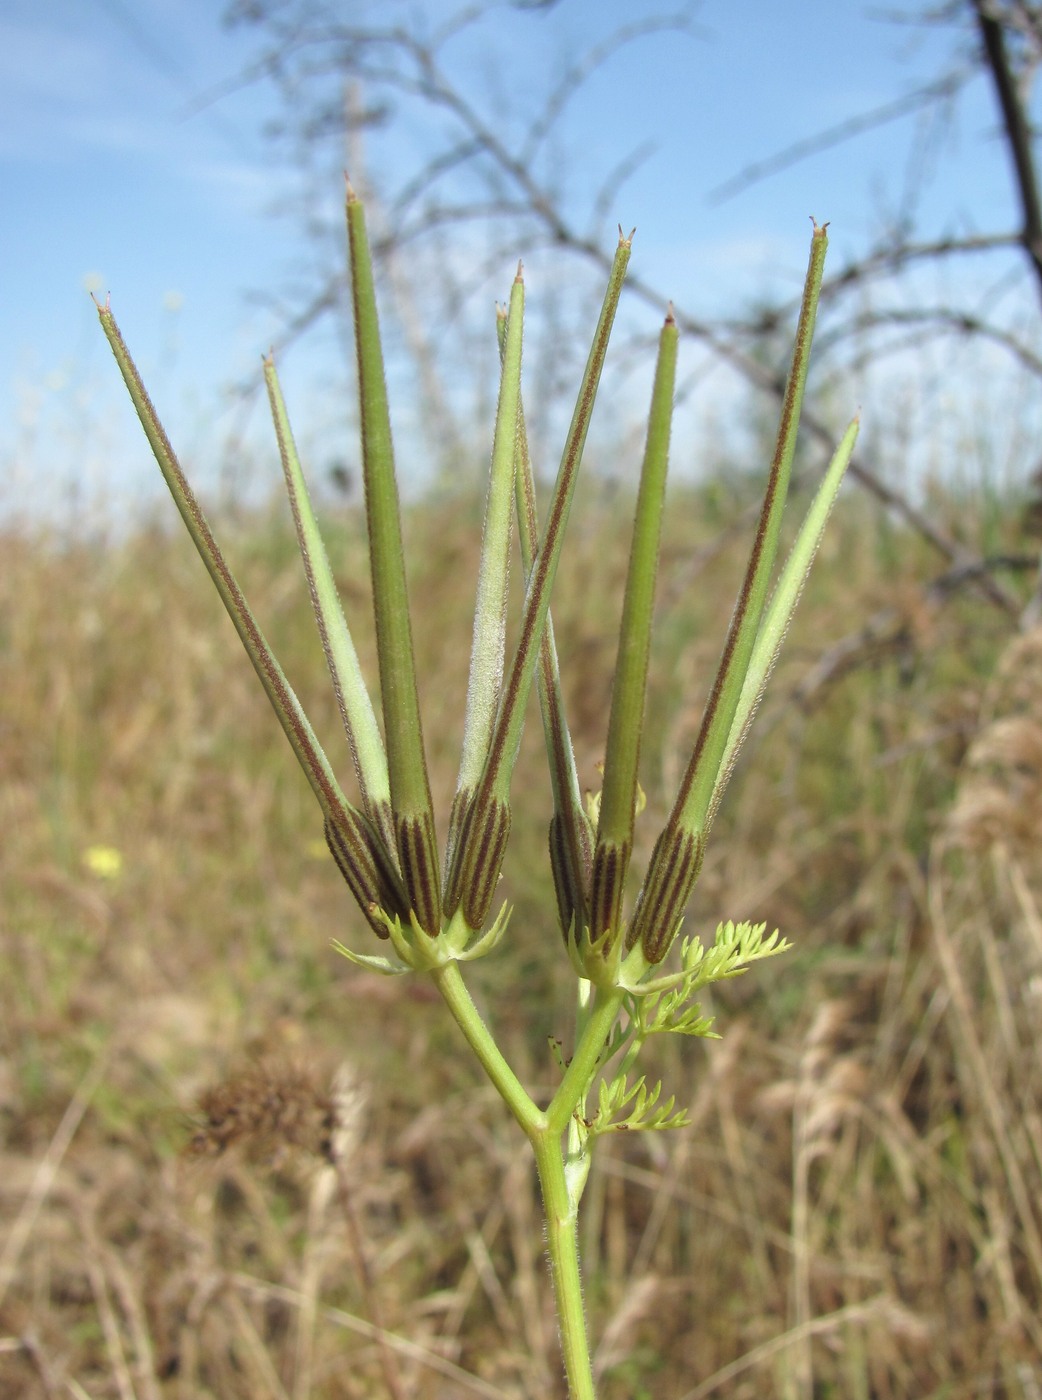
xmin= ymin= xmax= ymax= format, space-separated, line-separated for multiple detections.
xmin=2 ymin=475 xmax=1041 ymax=1397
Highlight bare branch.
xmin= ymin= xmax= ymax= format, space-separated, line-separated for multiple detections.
xmin=973 ymin=0 xmax=1042 ymax=301
xmin=708 ymin=70 xmax=973 ymax=205
xmin=815 ymin=303 xmax=1042 ymax=380
xmin=519 ymin=10 xmax=693 ymax=168
xmin=223 ymin=0 xmax=1034 ymax=620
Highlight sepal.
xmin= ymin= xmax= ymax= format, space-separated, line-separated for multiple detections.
xmin=563 ymin=916 xmax=623 ymax=991
xmin=331 ymin=941 xmax=412 ymax=976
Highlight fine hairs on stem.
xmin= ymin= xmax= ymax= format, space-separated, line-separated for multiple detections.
xmin=98 ymin=195 xmax=856 ymax=1398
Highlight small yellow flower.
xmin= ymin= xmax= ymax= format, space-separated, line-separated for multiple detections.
xmin=83 ymin=845 xmax=123 ymax=880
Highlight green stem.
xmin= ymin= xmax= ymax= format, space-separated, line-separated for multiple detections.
xmin=433 ymin=958 xmax=608 ymax=1398
xmin=430 ymin=961 xmax=541 ymax=1137
xmin=547 ymin=987 xmax=624 ymax=1136
xmin=532 ymin=1129 xmax=597 ymax=1400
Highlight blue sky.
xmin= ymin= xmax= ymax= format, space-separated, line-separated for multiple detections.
xmin=2 ymin=0 xmax=1033 ymax=524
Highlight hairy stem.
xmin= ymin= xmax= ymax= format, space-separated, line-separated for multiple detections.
xmin=532 ymin=1129 xmax=596 ymax=1400
xmin=430 ymin=961 xmax=541 ymax=1137
xmin=432 ymin=956 xmax=609 ymax=1398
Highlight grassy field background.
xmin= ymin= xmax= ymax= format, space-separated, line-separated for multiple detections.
xmin=3 ymin=464 xmax=1042 ymax=1398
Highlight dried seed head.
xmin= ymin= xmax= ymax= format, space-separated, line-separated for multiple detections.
xmin=187 ymin=1059 xmax=336 ymax=1165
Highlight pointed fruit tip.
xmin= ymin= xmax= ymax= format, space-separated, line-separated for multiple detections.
xmin=665 ymin=301 xmax=676 ymax=326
